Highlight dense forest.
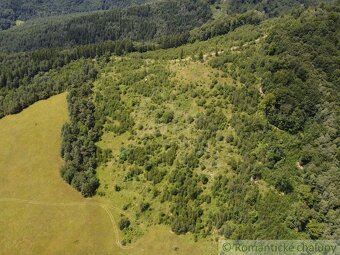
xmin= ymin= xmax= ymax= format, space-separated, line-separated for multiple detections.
xmin=0 ymin=0 xmax=150 ymax=30
xmin=1 ymin=0 xmax=331 ymax=51
xmin=207 ymin=3 xmax=339 ymax=239
xmin=0 ymin=0 xmax=321 ymax=31
xmin=0 ymin=0 xmax=338 ymax=245
xmin=0 ymin=0 xmax=211 ymax=52
xmin=189 ymin=10 xmax=265 ymax=42
xmin=220 ymin=0 xmax=330 ymax=16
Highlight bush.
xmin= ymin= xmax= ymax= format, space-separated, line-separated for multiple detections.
xmin=119 ymin=218 xmax=131 ymax=230
xmin=140 ymin=202 xmax=150 ymax=212
xmin=299 ymin=153 xmax=312 ymax=166
xmin=275 ymin=176 xmax=293 ymax=194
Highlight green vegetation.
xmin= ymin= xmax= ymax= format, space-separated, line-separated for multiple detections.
xmin=0 ymin=93 xmax=216 ymax=255
xmin=206 ymin=4 xmax=339 ymax=239
xmin=60 ymin=62 xmax=101 ymax=197
xmin=0 ymin=0 xmax=211 ymax=52
xmin=1 ymin=0 xmax=323 ymax=31
xmin=0 ymin=0 xmax=339 ymax=252
xmin=0 ymin=40 xmax=137 ymax=118
xmin=94 ymin=3 xmax=339 ymax=241
xmin=0 ymin=0 xmax=151 ymax=30
xmin=189 ymin=10 xmax=265 ymax=42
xmin=220 ymin=0 xmax=327 ymax=16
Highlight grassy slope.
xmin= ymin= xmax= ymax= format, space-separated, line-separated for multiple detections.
xmin=0 ymin=93 xmax=115 ymax=254
xmin=0 ymin=92 xmax=217 ymax=254
xmin=0 ymin=93 xmax=77 ymax=201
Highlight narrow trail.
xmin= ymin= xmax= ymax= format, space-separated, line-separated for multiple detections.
xmin=0 ymin=197 xmax=136 ymax=250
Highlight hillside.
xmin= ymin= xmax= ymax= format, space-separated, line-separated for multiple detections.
xmin=59 ymin=3 xmax=339 ymax=241
xmin=0 ymin=94 xmax=115 ymax=254
xmin=0 ymin=0 xmax=331 ymax=52
xmin=0 ymin=93 xmax=216 ymax=254
xmin=0 ymin=0 xmax=329 ymax=31
xmin=0 ymin=0 xmax=339 ymax=253
xmin=221 ymin=0 xmax=329 ymax=16
xmin=0 ymin=0 xmax=151 ymax=30
xmin=0 ymin=0 xmax=211 ymax=52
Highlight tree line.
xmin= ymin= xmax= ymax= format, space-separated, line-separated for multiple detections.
xmin=60 ymin=62 xmax=101 ymax=197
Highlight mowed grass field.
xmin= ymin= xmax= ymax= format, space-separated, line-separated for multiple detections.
xmin=0 ymin=93 xmax=217 ymax=255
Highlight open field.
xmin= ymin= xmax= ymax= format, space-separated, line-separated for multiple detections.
xmin=0 ymin=93 xmax=116 ymax=254
xmin=0 ymin=93 xmax=79 ymax=201
xmin=0 ymin=92 xmax=217 ymax=254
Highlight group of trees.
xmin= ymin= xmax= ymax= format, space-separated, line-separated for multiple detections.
xmin=155 ymin=10 xmax=266 ymax=50
xmin=261 ymin=4 xmax=338 ymax=133
xmin=1 ymin=0 xmax=326 ymax=31
xmin=60 ymin=62 xmax=101 ymax=197
xmin=94 ymin=58 xmax=242 ymax=237
xmin=223 ymin=0 xmax=328 ymax=16
xmin=0 ymin=40 xmax=139 ymax=119
xmin=208 ymin=3 xmax=339 ymax=239
xmin=189 ymin=10 xmax=265 ymax=42
xmin=0 ymin=40 xmax=135 ymax=89
xmin=0 ymin=61 xmax=73 ymax=118
xmin=0 ymin=57 xmax=106 ymax=198
xmin=1 ymin=0 xmax=315 ymax=123
xmin=55 ymin=3 xmax=339 ymax=238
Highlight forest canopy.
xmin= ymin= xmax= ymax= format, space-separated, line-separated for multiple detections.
xmin=0 ymin=0 xmax=150 ymax=30
xmin=0 ymin=0 xmax=211 ymax=52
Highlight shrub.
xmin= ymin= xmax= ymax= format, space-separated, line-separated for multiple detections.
xmin=119 ymin=218 xmax=131 ymax=230
xmin=140 ymin=202 xmax=150 ymax=212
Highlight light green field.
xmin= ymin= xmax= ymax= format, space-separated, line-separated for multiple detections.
xmin=0 ymin=93 xmax=217 ymax=255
